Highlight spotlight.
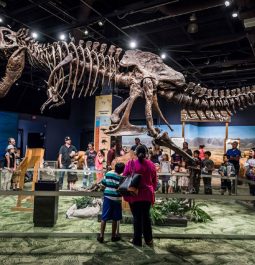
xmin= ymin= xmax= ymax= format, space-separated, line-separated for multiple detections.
xmin=0 ymin=17 xmax=3 ymax=23
xmin=232 ymin=12 xmax=238 ymax=18
xmin=84 ymin=29 xmax=89 ymax=35
xmin=224 ymin=1 xmax=231 ymax=7
xmin=187 ymin=13 xmax=198 ymax=34
xmin=129 ymin=40 xmax=137 ymax=49
xmin=98 ymin=19 xmax=104 ymax=26
xmin=31 ymin=32 xmax=38 ymax=39
xmin=160 ymin=53 xmax=166 ymax=59
xmin=59 ymin=33 xmax=66 ymax=40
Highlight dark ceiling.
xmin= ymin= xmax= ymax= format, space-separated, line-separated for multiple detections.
xmin=0 ymin=0 xmax=255 ymax=118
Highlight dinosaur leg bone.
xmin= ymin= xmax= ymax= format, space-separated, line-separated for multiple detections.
xmin=110 ymin=97 xmax=129 ymax=124
xmin=153 ymin=93 xmax=174 ymax=132
xmin=105 ymin=83 xmax=146 ymax=136
xmin=143 ymin=78 xmax=159 ymax=138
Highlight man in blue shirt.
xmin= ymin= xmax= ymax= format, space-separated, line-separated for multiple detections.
xmin=226 ymin=141 xmax=241 ymax=191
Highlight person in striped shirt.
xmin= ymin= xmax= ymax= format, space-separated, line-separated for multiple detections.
xmin=97 ymin=162 xmax=125 ymax=243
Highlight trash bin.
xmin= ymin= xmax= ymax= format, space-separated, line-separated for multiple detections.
xmin=33 ymin=181 xmax=59 ymax=227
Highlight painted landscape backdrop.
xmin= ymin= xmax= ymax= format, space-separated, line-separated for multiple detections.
xmin=122 ymin=124 xmax=255 ymax=167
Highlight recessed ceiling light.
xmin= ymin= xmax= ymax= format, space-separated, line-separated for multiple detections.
xmin=84 ymin=29 xmax=89 ymax=35
xmin=59 ymin=33 xmax=66 ymax=40
xmin=225 ymin=1 xmax=231 ymax=7
xmin=0 ymin=17 xmax=3 ymax=23
xmin=31 ymin=32 xmax=38 ymax=39
xmin=129 ymin=40 xmax=137 ymax=49
xmin=232 ymin=12 xmax=238 ymax=18
xmin=98 ymin=20 xmax=104 ymax=26
xmin=160 ymin=53 xmax=166 ymax=59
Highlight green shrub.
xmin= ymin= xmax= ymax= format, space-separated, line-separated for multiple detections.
xmin=186 ymin=203 xmax=213 ymax=223
xmin=74 ymin=196 xmax=94 ymax=209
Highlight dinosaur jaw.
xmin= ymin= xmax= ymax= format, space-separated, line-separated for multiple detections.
xmin=0 ymin=48 xmax=25 ymax=98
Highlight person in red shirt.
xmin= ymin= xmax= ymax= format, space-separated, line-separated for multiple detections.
xmin=199 ymin=145 xmax=206 ymax=160
xmin=123 ymin=145 xmax=158 ymax=247
xmin=107 ymin=142 xmax=116 ymax=171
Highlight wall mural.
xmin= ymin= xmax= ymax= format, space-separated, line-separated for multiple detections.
xmin=1 ymin=27 xmax=255 ymax=161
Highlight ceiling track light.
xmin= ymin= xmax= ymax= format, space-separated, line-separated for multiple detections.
xmin=84 ymin=29 xmax=89 ymax=35
xmin=0 ymin=17 xmax=3 ymax=23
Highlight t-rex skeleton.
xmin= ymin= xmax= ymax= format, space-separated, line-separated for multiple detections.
xmin=0 ymin=27 xmax=255 ymax=161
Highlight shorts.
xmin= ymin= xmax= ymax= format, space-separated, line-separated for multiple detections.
xmin=168 ymin=175 xmax=177 ymax=187
xmin=102 ymin=197 xmax=122 ymax=221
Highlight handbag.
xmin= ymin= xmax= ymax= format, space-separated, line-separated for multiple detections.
xmin=118 ymin=160 xmax=141 ymax=196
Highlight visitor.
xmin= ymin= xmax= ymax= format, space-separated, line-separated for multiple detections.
xmin=123 ymin=145 xmax=158 ymax=247
xmin=178 ymin=161 xmax=189 ymax=193
xmin=97 ymin=162 xmax=125 ymax=243
xmin=182 ymin=142 xmax=193 ymax=167
xmin=58 ymin=136 xmax=77 ymax=190
xmin=190 ymin=150 xmax=201 ymax=194
xmin=106 ymin=142 xmax=116 ymax=171
xmin=150 ymin=144 xmax=162 ymax=164
xmin=170 ymin=151 xmax=182 ymax=170
xmin=201 ymin=151 xmax=214 ymax=194
xmin=131 ymin=137 xmax=141 ymax=152
xmin=244 ymin=148 xmax=255 ymax=200
xmin=226 ymin=141 xmax=241 ymax=191
xmin=83 ymin=142 xmax=97 ymax=188
xmin=95 ymin=149 xmax=105 ymax=182
xmin=199 ymin=145 xmax=206 ymax=160
xmin=169 ymin=165 xmax=178 ymax=193
xmin=1 ymin=145 xmax=16 ymax=190
xmin=218 ymin=154 xmax=235 ymax=195
xmin=160 ymin=153 xmax=171 ymax=194
xmin=246 ymin=167 xmax=255 ymax=205
xmin=244 ymin=148 xmax=255 ymax=173
xmin=6 ymin=137 xmax=16 ymax=150
xmin=67 ymin=163 xmax=78 ymax=191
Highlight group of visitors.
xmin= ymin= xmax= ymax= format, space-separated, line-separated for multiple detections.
xmin=58 ymin=136 xmax=111 ymax=190
xmin=1 ymin=137 xmax=20 ymax=190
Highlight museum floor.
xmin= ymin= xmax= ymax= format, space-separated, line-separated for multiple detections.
xmin=0 ymin=193 xmax=255 ymax=264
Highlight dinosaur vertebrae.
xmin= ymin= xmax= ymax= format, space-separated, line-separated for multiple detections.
xmin=17 ymin=28 xmax=123 ymax=99
xmin=160 ymin=82 xmax=255 ymax=118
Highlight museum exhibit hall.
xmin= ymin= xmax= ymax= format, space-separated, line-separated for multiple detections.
xmin=1 ymin=0 xmax=255 ymax=264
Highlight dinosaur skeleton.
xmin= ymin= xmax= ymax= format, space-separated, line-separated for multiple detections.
xmin=1 ymin=27 xmax=255 ymax=161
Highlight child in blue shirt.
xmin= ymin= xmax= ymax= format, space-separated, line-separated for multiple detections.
xmin=97 ymin=162 xmax=125 ymax=243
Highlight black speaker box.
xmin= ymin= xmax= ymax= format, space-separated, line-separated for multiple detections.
xmin=33 ymin=181 xmax=59 ymax=227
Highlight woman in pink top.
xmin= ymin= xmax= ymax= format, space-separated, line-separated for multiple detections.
xmin=123 ymin=145 xmax=158 ymax=247
xmin=199 ymin=145 xmax=206 ymax=160
xmin=95 ymin=149 xmax=104 ymax=182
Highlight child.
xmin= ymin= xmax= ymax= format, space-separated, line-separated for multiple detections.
xmin=2 ymin=145 xmax=16 ymax=190
xmin=160 ymin=154 xmax=171 ymax=194
xmin=95 ymin=149 xmax=105 ymax=183
xmin=218 ymin=154 xmax=235 ymax=195
xmin=199 ymin=145 xmax=206 ymax=160
xmin=190 ymin=150 xmax=201 ymax=194
xmin=246 ymin=167 xmax=255 ymax=203
xmin=98 ymin=162 xmax=125 ymax=243
xmin=178 ymin=161 xmax=189 ymax=193
xmin=201 ymin=151 xmax=214 ymax=194
xmin=171 ymin=152 xmax=182 ymax=170
xmin=67 ymin=163 xmax=78 ymax=191
xmin=169 ymin=165 xmax=178 ymax=193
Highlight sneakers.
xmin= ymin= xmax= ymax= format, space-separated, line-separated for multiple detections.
xmin=97 ymin=235 xmax=104 ymax=243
